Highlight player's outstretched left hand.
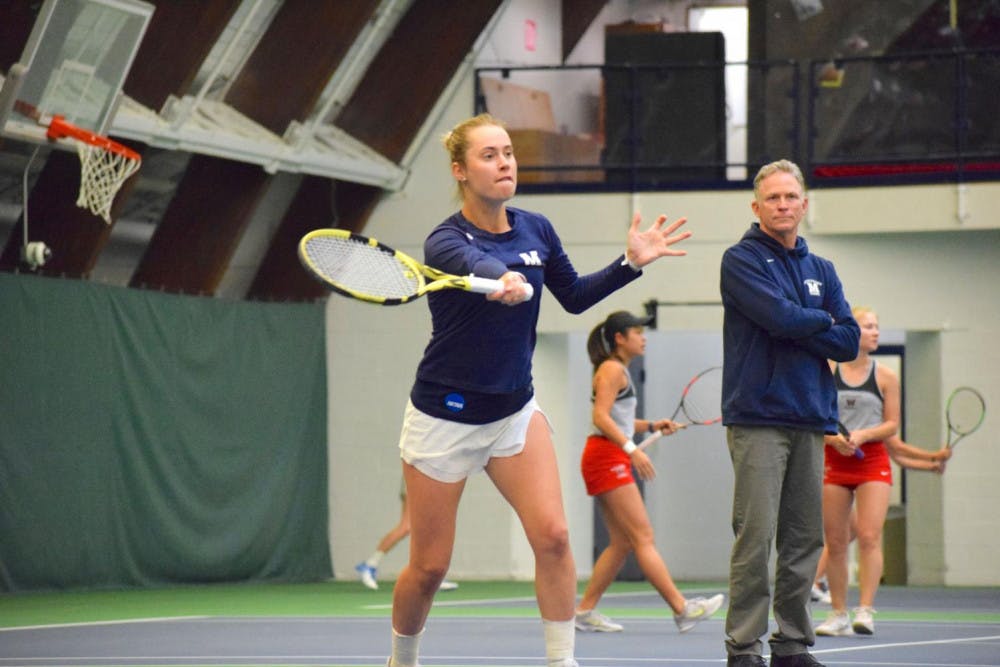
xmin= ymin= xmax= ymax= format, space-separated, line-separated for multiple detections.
xmin=625 ymin=212 xmax=691 ymax=269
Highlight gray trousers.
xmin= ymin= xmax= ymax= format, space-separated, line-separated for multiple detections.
xmin=724 ymin=425 xmax=825 ymax=659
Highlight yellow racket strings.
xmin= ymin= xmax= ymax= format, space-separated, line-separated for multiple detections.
xmin=307 ymin=235 xmax=420 ymax=299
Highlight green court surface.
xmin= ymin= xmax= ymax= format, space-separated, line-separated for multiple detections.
xmin=3 ymin=580 xmax=999 ymax=628
xmin=0 ymin=580 xmax=686 ymax=627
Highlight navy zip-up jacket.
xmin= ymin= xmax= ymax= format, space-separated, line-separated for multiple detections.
xmin=719 ymin=223 xmax=860 ymax=433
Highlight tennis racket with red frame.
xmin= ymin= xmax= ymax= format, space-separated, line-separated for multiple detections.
xmin=638 ymin=366 xmax=722 ymax=451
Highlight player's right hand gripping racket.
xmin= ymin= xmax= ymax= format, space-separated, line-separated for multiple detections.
xmin=298 ymin=229 xmax=533 ymax=305
xmin=639 ymin=366 xmax=722 ymax=451
xmin=837 ymin=421 xmax=865 ymax=459
xmin=945 ymin=386 xmax=985 ymax=450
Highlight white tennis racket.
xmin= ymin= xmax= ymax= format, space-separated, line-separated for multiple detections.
xmin=639 ymin=366 xmax=722 ymax=451
xmin=946 ymin=386 xmax=985 ymax=450
xmin=299 ymin=228 xmax=533 ymax=305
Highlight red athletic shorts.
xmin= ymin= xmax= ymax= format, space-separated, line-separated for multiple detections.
xmin=824 ymin=441 xmax=893 ymax=488
xmin=581 ymin=434 xmax=635 ymax=496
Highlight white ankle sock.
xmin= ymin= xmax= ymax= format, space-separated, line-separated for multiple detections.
xmin=390 ymin=626 xmax=423 ymax=667
xmin=541 ymin=618 xmax=575 ymax=667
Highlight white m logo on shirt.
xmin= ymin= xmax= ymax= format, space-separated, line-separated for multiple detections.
xmin=519 ymin=250 xmax=542 ymax=266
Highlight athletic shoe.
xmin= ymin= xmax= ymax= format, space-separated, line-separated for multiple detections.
xmin=438 ymin=579 xmax=459 ymax=591
xmin=814 ymin=610 xmax=852 ymax=636
xmin=727 ymin=654 xmax=767 ymax=666
xmin=771 ymin=652 xmax=825 ymax=666
xmin=810 ymin=581 xmax=832 ymax=604
xmin=574 ymin=608 xmax=624 ymax=632
xmin=674 ymin=593 xmax=725 ymax=633
xmin=355 ymin=562 xmax=378 ymax=590
xmin=851 ymin=606 xmax=875 ymax=635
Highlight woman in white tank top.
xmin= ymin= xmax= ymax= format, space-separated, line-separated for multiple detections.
xmin=575 ymin=311 xmax=725 ymax=635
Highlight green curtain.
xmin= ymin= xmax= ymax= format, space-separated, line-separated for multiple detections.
xmin=0 ymin=274 xmax=330 ymax=591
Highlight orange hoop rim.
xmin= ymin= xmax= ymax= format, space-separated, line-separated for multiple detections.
xmin=46 ymin=115 xmax=141 ymax=162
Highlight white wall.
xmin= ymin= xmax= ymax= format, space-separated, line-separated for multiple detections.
xmin=327 ymin=5 xmax=1000 ymax=586
xmin=642 ymin=331 xmax=732 ymax=579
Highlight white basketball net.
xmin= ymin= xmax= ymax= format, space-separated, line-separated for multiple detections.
xmin=74 ymin=142 xmax=142 ymax=224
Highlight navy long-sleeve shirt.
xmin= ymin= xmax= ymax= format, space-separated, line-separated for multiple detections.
xmin=411 ymin=207 xmax=640 ymax=423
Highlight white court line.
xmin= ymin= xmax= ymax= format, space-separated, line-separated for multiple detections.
xmin=0 ymin=616 xmax=210 ymax=632
xmin=364 ymin=596 xmax=535 ymax=610
xmin=0 ymin=657 xmax=376 ymax=665
xmin=3 ymin=640 xmax=997 ymax=667
xmin=363 ymin=589 xmax=665 ymax=610
xmin=812 ymin=633 xmax=1000 ymax=655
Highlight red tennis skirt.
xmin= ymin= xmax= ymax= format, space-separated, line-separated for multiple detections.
xmin=581 ymin=434 xmax=635 ymax=496
xmin=824 ymin=441 xmax=892 ymax=488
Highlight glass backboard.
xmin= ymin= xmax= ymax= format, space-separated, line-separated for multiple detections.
xmin=0 ymin=0 xmax=153 ymax=143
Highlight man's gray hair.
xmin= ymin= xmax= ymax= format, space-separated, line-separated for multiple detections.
xmin=753 ymin=159 xmax=805 ymax=197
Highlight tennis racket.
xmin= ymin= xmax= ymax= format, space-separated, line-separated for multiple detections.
xmin=298 ymin=228 xmax=533 ymax=305
xmin=639 ymin=366 xmax=722 ymax=450
xmin=836 ymin=421 xmax=865 ymax=459
xmin=945 ymin=386 xmax=985 ymax=450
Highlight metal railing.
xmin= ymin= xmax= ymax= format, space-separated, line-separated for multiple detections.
xmin=807 ymin=48 xmax=1000 ymax=183
xmin=474 ymin=47 xmax=1000 ymax=192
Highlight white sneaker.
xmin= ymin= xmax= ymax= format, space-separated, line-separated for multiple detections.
xmin=810 ymin=581 xmax=832 ymax=604
xmin=852 ymin=606 xmax=875 ymax=635
xmin=438 ymin=579 xmax=459 ymax=591
xmin=574 ymin=608 xmax=624 ymax=632
xmin=674 ymin=593 xmax=725 ymax=633
xmin=355 ymin=562 xmax=378 ymax=590
xmin=815 ymin=610 xmax=852 ymax=636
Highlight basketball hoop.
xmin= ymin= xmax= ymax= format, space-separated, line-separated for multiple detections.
xmin=44 ymin=115 xmax=141 ymax=224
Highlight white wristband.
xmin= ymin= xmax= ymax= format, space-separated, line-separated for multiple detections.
xmin=622 ymin=440 xmax=638 ymax=455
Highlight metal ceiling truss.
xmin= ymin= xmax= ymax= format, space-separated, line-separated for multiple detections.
xmin=111 ymin=0 xmax=414 ymax=191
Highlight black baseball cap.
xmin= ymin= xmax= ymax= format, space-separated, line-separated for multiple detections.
xmin=603 ymin=310 xmax=653 ymax=337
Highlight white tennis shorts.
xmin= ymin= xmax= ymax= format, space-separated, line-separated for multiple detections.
xmin=398 ymin=397 xmax=549 ymax=483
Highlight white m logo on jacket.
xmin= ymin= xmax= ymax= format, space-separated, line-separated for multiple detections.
xmin=519 ymin=250 xmax=542 ymax=266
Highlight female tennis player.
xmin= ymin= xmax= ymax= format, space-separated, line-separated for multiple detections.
xmin=575 ymin=311 xmax=723 ymax=635
xmin=387 ymin=113 xmax=691 ymax=667
xmin=815 ymin=306 xmax=931 ymax=637
xmin=811 ymin=432 xmax=952 ymax=605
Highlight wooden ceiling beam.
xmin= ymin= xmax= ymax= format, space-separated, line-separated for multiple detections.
xmin=131 ymin=1 xmax=380 ymax=296
xmin=562 ymin=0 xmax=606 ymax=62
xmin=248 ymin=0 xmax=504 ymax=301
xmin=339 ymin=0 xmax=504 ymax=161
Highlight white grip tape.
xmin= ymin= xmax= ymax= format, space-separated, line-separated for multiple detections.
xmin=637 ymin=431 xmax=663 ymax=451
xmin=467 ymin=275 xmax=534 ymax=300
